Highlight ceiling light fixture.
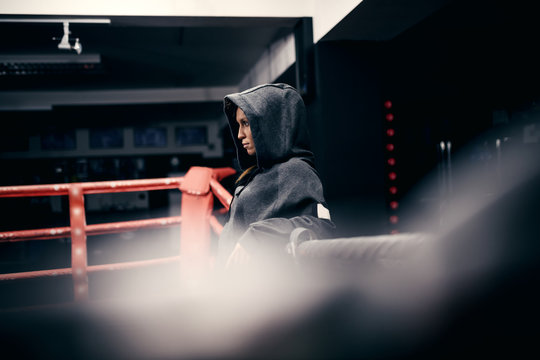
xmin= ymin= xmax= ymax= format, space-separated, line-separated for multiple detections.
xmin=55 ymin=22 xmax=82 ymax=55
xmin=72 ymin=37 xmax=82 ymax=55
xmin=0 ymin=18 xmax=110 ymax=56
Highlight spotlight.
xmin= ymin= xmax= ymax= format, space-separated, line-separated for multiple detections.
xmin=57 ymin=22 xmax=72 ymax=50
xmin=73 ymin=38 xmax=82 ymax=55
xmin=55 ymin=22 xmax=83 ymax=54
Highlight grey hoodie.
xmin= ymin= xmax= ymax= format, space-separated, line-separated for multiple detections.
xmin=219 ymin=83 xmax=335 ymax=261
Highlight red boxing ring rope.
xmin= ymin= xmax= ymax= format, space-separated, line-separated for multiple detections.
xmin=0 ymin=166 xmax=235 ymax=301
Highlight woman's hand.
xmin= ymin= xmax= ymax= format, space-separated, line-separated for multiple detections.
xmin=225 ymin=243 xmax=251 ymax=268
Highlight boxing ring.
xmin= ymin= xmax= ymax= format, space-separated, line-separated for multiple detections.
xmin=1 ymin=155 xmax=538 ymax=359
xmin=0 ymin=166 xmax=235 ymax=301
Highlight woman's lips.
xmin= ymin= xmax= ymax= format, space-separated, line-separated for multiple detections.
xmin=243 ymin=143 xmax=249 ymax=148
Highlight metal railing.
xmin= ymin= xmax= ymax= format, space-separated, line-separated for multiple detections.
xmin=0 ymin=166 xmax=235 ymax=301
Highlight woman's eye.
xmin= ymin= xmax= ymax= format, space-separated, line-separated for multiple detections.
xmin=242 ymin=121 xmax=249 ymax=127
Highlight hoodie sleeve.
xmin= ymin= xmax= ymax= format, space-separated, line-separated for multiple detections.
xmin=237 ymin=159 xmax=336 ymax=255
xmin=237 ymin=215 xmax=336 ymax=256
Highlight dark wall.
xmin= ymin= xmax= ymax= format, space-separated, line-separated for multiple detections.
xmin=307 ymin=41 xmax=388 ymax=237
xmin=306 ymin=0 xmax=540 ymax=237
xmin=376 ymin=0 xmax=540 ymax=232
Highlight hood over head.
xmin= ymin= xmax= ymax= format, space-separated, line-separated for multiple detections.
xmin=224 ymin=83 xmax=314 ymax=170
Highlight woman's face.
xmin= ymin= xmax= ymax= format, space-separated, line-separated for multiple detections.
xmin=236 ymin=107 xmax=256 ymax=156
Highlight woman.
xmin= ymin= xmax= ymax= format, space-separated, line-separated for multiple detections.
xmin=220 ymin=83 xmax=335 ymax=267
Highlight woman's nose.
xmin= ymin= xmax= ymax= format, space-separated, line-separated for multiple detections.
xmin=238 ymin=129 xmax=244 ymax=139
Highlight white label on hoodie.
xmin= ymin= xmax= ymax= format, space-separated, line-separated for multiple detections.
xmin=317 ymin=203 xmax=331 ymax=220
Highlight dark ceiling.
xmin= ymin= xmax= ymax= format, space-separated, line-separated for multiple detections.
xmin=1 ymin=0 xmax=535 ymax=95
xmin=0 ymin=0 xmax=459 ymax=93
xmin=0 ymin=16 xmax=298 ymax=91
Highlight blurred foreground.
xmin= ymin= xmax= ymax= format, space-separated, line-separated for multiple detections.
xmin=1 ymin=127 xmax=539 ymax=359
